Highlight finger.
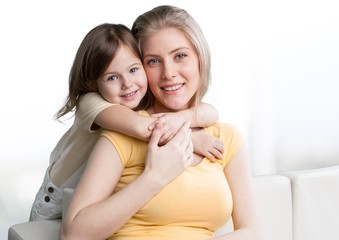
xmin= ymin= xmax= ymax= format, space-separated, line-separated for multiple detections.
xmin=184 ymin=151 xmax=194 ymax=168
xmin=148 ymin=117 xmax=167 ymax=131
xmin=184 ymin=148 xmax=194 ymax=168
xmin=186 ymin=139 xmax=194 ymax=154
xmin=148 ymin=123 xmax=163 ymax=148
xmin=148 ymin=122 xmax=155 ymax=131
xmin=210 ymin=148 xmax=222 ymax=160
xmin=180 ymin=128 xmax=192 ymax=150
xmin=158 ymin=116 xmax=167 ymax=125
xmin=159 ymin=130 xmax=175 ymax=145
xmin=214 ymin=139 xmax=224 ymax=153
xmin=206 ymin=153 xmax=217 ymax=162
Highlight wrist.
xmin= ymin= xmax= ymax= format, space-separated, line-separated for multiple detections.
xmin=180 ymin=108 xmax=196 ymax=127
xmin=139 ymin=169 xmax=167 ymax=192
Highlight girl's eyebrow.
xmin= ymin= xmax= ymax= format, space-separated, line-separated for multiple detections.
xmin=103 ymin=62 xmax=143 ymax=76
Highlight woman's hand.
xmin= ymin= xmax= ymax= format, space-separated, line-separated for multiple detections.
xmin=144 ymin=121 xmax=194 ymax=186
xmin=148 ymin=112 xmax=187 ymax=145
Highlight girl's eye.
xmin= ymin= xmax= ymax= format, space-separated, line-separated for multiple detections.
xmin=107 ymin=75 xmax=118 ymax=81
xmin=175 ymin=53 xmax=187 ymax=60
xmin=130 ymin=67 xmax=138 ymax=73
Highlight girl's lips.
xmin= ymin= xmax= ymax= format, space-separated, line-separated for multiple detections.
xmin=161 ymin=83 xmax=184 ymax=92
xmin=121 ymin=90 xmax=138 ymax=97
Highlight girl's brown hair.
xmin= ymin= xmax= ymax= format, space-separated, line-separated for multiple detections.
xmin=55 ymin=23 xmax=142 ymax=120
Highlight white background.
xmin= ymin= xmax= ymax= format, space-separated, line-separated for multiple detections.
xmin=1 ymin=0 xmax=339 ymax=238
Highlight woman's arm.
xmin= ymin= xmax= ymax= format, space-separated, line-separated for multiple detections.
xmin=60 ymin=122 xmax=193 ymax=240
xmin=212 ymin=144 xmax=263 ymax=240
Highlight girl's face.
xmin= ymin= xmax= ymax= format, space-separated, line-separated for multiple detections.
xmin=141 ymin=27 xmax=200 ymax=113
xmin=97 ymin=44 xmax=147 ymax=109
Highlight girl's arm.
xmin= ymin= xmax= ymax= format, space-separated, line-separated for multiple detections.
xmin=150 ymin=102 xmax=218 ymax=129
xmin=150 ymin=102 xmax=219 ymax=144
xmin=152 ymin=102 xmax=222 ymax=160
xmin=94 ymin=102 xmax=218 ymax=143
xmin=94 ymin=104 xmax=158 ymax=142
xmin=60 ymin=122 xmax=194 ymax=240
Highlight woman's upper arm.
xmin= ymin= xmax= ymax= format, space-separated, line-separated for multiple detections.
xmin=224 ymin=143 xmax=262 ymax=237
xmin=64 ymin=136 xmax=124 ymax=221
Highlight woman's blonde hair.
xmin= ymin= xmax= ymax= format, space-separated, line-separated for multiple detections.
xmin=132 ymin=5 xmax=211 ymax=108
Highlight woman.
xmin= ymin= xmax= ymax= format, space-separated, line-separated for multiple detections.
xmin=61 ymin=5 xmax=262 ymax=240
xmin=29 ymin=23 xmax=221 ymax=221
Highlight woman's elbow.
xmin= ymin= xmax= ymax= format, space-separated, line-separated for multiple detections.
xmin=59 ymin=224 xmax=71 ymax=240
xmin=59 ymin=223 xmax=81 ymax=240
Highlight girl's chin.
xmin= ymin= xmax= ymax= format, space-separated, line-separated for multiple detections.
xmin=122 ymin=101 xmax=140 ymax=109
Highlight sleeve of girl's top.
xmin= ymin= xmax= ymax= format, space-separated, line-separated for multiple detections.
xmin=76 ymin=92 xmax=117 ymax=133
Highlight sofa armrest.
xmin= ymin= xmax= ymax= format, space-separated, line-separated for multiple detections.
xmin=214 ymin=174 xmax=293 ymax=240
xmin=8 ymin=187 xmax=75 ymax=240
xmin=8 ymin=220 xmax=61 ymax=240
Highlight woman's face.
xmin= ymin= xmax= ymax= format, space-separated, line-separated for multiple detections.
xmin=141 ymin=27 xmax=200 ymax=113
xmin=96 ymin=44 xmax=147 ymax=109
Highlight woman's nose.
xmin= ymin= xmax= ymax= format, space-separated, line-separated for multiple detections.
xmin=161 ymin=61 xmax=176 ymax=80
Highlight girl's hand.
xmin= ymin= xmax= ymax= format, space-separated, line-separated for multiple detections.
xmin=191 ymin=129 xmax=224 ymax=162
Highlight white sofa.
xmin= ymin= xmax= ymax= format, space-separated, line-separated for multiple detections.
xmin=8 ymin=166 xmax=339 ymax=240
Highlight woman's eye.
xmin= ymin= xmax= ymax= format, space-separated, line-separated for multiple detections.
xmin=175 ymin=53 xmax=187 ymax=60
xmin=147 ymin=59 xmax=160 ymax=65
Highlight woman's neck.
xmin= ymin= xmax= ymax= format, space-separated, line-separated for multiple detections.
xmin=147 ymin=102 xmax=170 ymax=114
xmin=147 ymin=100 xmax=188 ymax=114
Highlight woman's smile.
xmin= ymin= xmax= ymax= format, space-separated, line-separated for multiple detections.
xmin=161 ymin=83 xmax=185 ymax=92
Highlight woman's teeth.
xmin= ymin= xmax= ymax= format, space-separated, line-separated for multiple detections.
xmin=162 ymin=84 xmax=183 ymax=91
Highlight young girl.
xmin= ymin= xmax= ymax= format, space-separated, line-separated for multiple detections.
xmin=30 ymin=23 xmax=223 ymax=221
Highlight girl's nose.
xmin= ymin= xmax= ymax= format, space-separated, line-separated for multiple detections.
xmin=122 ymin=77 xmax=132 ymax=89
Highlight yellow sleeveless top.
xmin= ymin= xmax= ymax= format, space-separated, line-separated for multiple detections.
xmin=101 ymin=118 xmax=244 ymax=240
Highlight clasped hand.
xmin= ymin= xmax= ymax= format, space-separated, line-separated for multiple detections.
xmin=144 ymin=121 xmax=194 ymax=187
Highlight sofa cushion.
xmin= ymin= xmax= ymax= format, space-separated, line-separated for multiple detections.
xmin=283 ymin=166 xmax=339 ymax=240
